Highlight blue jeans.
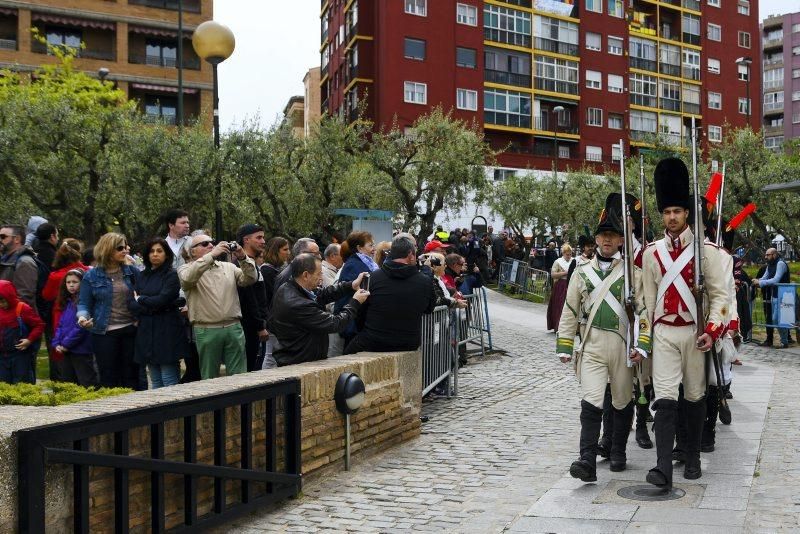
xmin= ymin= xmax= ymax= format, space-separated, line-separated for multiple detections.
xmin=0 ymin=351 xmax=35 ymax=384
xmin=148 ymin=363 xmax=180 ymax=389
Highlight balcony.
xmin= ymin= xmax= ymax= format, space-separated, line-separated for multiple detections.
xmin=659 ymin=63 xmax=680 ymax=77
xmin=763 ymin=124 xmax=784 ymax=135
xmin=682 ymin=33 xmax=700 ymax=46
xmin=764 ymin=80 xmax=783 ymax=91
xmin=630 ymin=93 xmax=657 ymax=108
xmin=683 ymin=102 xmax=700 ymax=114
xmin=764 ymin=101 xmax=784 ymax=114
xmin=144 ymin=112 xmax=177 ymax=125
xmin=682 ymin=66 xmax=700 ymax=81
xmin=630 ymin=130 xmax=656 ymax=142
xmin=484 ymin=111 xmax=531 ymax=129
xmin=128 ymin=0 xmax=201 ymax=13
xmin=762 ymin=37 xmax=783 ymax=50
xmin=534 ymin=78 xmax=578 ymax=95
xmin=660 ymin=24 xmax=679 ymax=42
xmin=534 ymin=37 xmax=578 ymax=57
xmin=484 ymin=69 xmax=531 ymax=88
xmin=484 ymin=27 xmax=531 ymax=48
xmin=630 ymin=56 xmax=657 ymax=72
xmin=764 ymin=57 xmax=783 ymax=68
xmin=0 ymin=37 xmax=16 ymax=50
xmin=32 ymin=41 xmax=115 ymax=61
xmin=534 ymin=114 xmax=578 ymax=134
xmin=660 ymin=98 xmax=681 ymax=112
xmin=129 ymin=53 xmax=200 ymax=70
xmin=682 ymin=0 xmax=700 ymax=10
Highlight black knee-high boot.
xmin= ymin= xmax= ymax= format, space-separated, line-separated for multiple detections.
xmin=647 ymin=398 xmax=678 ymax=489
xmin=701 ymin=386 xmax=719 ymax=453
xmin=570 ymin=400 xmax=603 ymax=483
xmin=684 ymin=397 xmax=706 ymax=480
xmin=610 ymin=401 xmax=635 ymax=471
xmin=597 ymin=384 xmax=613 ymax=459
xmin=635 ymin=400 xmax=653 ymax=449
xmin=672 ymin=386 xmax=688 ymax=462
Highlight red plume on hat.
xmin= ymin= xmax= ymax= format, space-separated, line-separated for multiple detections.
xmin=705 ymin=172 xmax=723 ymax=206
xmin=725 ymin=203 xmax=756 ymax=232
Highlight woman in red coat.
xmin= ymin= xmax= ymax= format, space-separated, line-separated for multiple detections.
xmin=42 ymin=239 xmax=88 ymax=338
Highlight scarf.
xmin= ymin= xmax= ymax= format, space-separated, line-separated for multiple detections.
xmin=357 ymin=252 xmax=380 ymax=272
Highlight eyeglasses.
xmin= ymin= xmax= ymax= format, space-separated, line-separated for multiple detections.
xmin=192 ymin=240 xmax=215 ymax=249
xmin=115 ymin=244 xmax=128 ymax=252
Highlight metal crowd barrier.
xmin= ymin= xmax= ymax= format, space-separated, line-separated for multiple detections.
xmin=420 ymin=288 xmax=493 ymax=397
xmin=498 ymin=259 xmax=551 ymax=301
xmin=420 ymin=305 xmax=454 ymax=397
xmin=749 ymin=282 xmax=799 ymax=336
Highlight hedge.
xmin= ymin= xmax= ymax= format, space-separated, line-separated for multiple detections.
xmin=0 ymin=381 xmax=132 ymax=406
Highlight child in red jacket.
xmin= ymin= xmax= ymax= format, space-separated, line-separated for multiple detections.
xmin=0 ymin=280 xmax=45 ymax=384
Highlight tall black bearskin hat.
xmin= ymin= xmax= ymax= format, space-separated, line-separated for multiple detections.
xmin=654 ymin=157 xmax=691 ymax=213
xmin=595 ymin=193 xmax=625 ymax=236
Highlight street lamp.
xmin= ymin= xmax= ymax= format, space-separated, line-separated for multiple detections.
xmin=736 ymin=56 xmax=753 ymax=125
xmin=97 ymin=67 xmax=110 ymax=82
xmin=192 ymin=20 xmax=235 ymax=240
xmin=552 ymin=106 xmax=565 ymax=174
xmin=334 ymin=372 xmax=366 ymax=471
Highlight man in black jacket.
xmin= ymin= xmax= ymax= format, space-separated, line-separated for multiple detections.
xmin=270 ymin=253 xmax=369 ymax=366
xmin=236 ymin=224 xmax=270 ymax=371
xmin=344 ymin=233 xmax=436 ymax=354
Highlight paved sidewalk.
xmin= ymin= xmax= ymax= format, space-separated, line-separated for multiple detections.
xmin=226 ymin=289 xmax=798 ymax=533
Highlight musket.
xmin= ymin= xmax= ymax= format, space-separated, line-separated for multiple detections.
xmin=715 ymin=163 xmax=726 ymax=247
xmin=689 ymin=118 xmax=728 ymax=413
xmin=619 ymin=139 xmax=636 ymax=369
xmin=635 ymin=154 xmax=648 ymax=404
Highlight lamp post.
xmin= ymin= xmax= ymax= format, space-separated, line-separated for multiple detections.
xmin=334 ymin=372 xmax=366 ymax=471
xmin=736 ymin=56 xmax=753 ymax=126
xmin=192 ymin=21 xmax=235 ymax=240
xmin=552 ymin=106 xmax=564 ymax=175
xmin=177 ymin=0 xmax=184 ymax=128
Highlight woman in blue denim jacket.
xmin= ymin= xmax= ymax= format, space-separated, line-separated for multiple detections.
xmin=77 ymin=233 xmax=142 ymax=390
xmin=332 ymin=231 xmax=378 ymax=349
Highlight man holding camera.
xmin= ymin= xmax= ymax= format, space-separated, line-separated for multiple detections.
xmin=178 ymin=233 xmax=257 ymax=379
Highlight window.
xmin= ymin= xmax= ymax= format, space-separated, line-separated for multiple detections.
xmin=764 ymin=68 xmax=783 ymax=90
xmin=630 ymin=72 xmax=657 ymax=107
xmin=794 ymin=69 xmax=800 ymax=79
xmin=456 ymin=3 xmax=478 ymax=26
xmin=144 ymin=95 xmax=177 ymax=124
xmin=764 ymin=136 xmax=784 ymax=151
xmin=45 ymin=27 xmax=82 ymax=50
xmin=608 ymin=113 xmax=624 ymax=129
xmin=587 ymin=107 xmax=603 ymax=126
xmin=659 ymin=79 xmax=681 ymax=111
xmin=493 ymin=169 xmax=517 ymax=181
xmin=707 ymin=24 xmax=721 ymax=41
xmin=484 ymin=5 xmax=532 ymax=47
xmin=682 ymin=14 xmax=700 ymax=44
xmin=793 ymin=91 xmax=800 ymax=102
xmin=708 ymin=0 xmax=720 ymax=6
xmin=404 ymin=38 xmax=425 ymax=60
xmin=484 ymin=46 xmax=531 ymax=86
xmin=794 ymin=113 xmax=800 ymax=124
xmin=534 ymin=56 xmax=579 ymax=94
xmin=708 ymin=125 xmax=722 ymax=143
xmin=405 ymin=0 xmax=426 ymax=16
xmin=659 ymin=43 xmax=681 ymax=76
xmin=629 ymin=37 xmax=657 ymax=71
xmin=608 ymin=36 xmax=623 ymax=55
xmin=738 ymin=31 xmax=750 ymax=48
xmin=612 ymin=144 xmax=622 ymax=163
xmin=630 ymin=110 xmax=657 ymax=134
xmin=586 ymin=146 xmax=603 ymax=162
xmin=586 ymin=0 xmax=602 ymax=13
xmin=404 ymin=81 xmax=427 ymax=104
xmin=586 ymin=70 xmax=602 ymax=89
xmin=708 ymin=92 xmax=722 ymax=110
xmin=145 ymin=40 xmax=178 ymax=67
xmin=456 ymin=47 xmax=477 ymax=68
xmin=764 ymin=91 xmax=783 ymax=112
xmin=708 ymin=58 xmax=720 ymax=74
xmin=484 ymin=88 xmax=531 ymax=128
xmin=794 ymin=46 xmax=800 ymax=56
xmin=738 ymin=63 xmax=749 ymax=81
xmin=535 ymin=15 xmax=579 ymax=54
xmin=608 ymin=74 xmax=623 ymax=93
xmin=683 ymin=49 xmax=700 ymax=80
xmin=794 ymin=23 xmax=800 ymax=33
xmin=682 ymin=84 xmax=700 ymax=114
xmin=737 ymin=1 xmax=749 ymax=15
xmin=457 ymin=88 xmax=478 ymax=110
xmin=738 ymin=97 xmax=749 ymax=114
xmin=607 ymin=0 xmax=623 ymax=17
xmin=586 ymin=32 xmax=601 ymax=51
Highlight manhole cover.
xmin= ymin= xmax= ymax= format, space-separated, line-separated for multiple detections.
xmin=617 ymin=485 xmax=686 ymax=502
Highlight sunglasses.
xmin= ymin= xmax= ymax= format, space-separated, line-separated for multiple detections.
xmin=115 ymin=244 xmax=128 ymax=252
xmin=192 ymin=240 xmax=215 ymax=249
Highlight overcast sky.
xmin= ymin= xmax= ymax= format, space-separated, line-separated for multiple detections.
xmin=214 ymin=0 xmax=799 ymax=133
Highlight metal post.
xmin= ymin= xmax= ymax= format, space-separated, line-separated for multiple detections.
xmin=745 ymin=65 xmax=751 ymax=125
xmin=212 ymin=62 xmax=222 ymax=240
xmin=177 ymin=0 xmax=184 ymax=128
xmin=344 ymin=413 xmax=351 ymax=471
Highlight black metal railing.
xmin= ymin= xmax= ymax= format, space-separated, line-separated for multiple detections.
xmin=484 ymin=69 xmax=531 ymax=87
xmin=630 ymin=93 xmax=657 ymax=108
xmin=659 ymin=62 xmax=680 ymax=77
xmin=129 ymin=53 xmax=201 ymax=70
xmin=660 ymin=97 xmax=681 ymax=112
xmin=534 ymin=77 xmax=578 ymax=95
xmin=534 ymin=37 xmax=578 ymax=57
xmin=32 ymin=41 xmax=115 ymax=60
xmin=17 ymin=379 xmax=302 ymax=533
xmin=0 ymin=37 xmax=16 ymax=50
xmin=128 ymin=0 xmax=201 ymax=13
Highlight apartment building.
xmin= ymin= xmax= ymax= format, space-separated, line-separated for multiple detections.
xmin=760 ymin=12 xmax=800 ymax=152
xmin=0 ymin=0 xmax=213 ymax=125
xmin=320 ymin=0 xmax=761 ymax=172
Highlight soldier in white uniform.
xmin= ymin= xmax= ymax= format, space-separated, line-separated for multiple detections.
xmin=558 ymin=193 xmax=652 ymax=483
xmin=641 ymin=158 xmax=729 ymax=489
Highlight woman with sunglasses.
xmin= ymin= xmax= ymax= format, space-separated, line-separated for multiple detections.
xmin=77 ymin=233 xmax=142 ymax=390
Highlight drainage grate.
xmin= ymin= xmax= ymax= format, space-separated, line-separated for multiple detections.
xmin=617 ymin=484 xmax=686 ymax=502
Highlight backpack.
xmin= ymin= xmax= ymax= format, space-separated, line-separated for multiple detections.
xmin=14 ymin=252 xmax=50 ymax=307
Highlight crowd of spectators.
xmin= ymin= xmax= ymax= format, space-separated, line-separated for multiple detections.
xmin=0 ymin=212 xmax=496 ymax=390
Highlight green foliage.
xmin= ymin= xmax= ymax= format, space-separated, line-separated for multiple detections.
xmin=0 ymin=381 xmax=132 ymax=406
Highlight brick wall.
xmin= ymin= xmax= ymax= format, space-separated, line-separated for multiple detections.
xmin=0 ymin=350 xmax=421 ymax=533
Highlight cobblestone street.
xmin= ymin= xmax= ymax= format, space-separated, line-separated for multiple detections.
xmin=228 ymin=289 xmax=800 ymax=533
